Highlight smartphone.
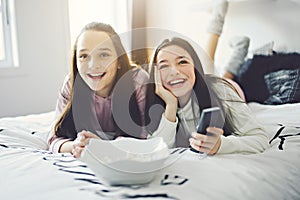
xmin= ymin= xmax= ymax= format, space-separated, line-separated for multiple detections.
xmin=197 ymin=107 xmax=222 ymax=134
xmin=190 ymin=107 xmax=223 ymax=153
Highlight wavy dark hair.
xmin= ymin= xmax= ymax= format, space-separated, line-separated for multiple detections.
xmin=52 ymin=22 xmax=143 ymax=141
xmin=145 ymin=37 xmax=236 ymax=147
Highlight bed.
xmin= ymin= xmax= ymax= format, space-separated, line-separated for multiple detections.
xmin=1 ymin=101 xmax=300 ymax=200
xmin=1 ymin=49 xmax=300 ymax=199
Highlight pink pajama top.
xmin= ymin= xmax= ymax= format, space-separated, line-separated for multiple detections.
xmin=48 ymin=68 xmax=149 ymax=153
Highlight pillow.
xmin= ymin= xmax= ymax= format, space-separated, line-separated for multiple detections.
xmin=264 ymin=68 xmax=300 ymax=105
xmin=249 ymin=41 xmax=274 ymax=57
xmin=236 ymin=52 xmax=300 ymax=103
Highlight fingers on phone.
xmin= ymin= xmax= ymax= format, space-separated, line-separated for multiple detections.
xmin=206 ymin=127 xmax=224 ymax=135
xmin=190 ymin=142 xmax=210 ymax=154
xmin=190 ymin=132 xmax=220 ymax=154
xmin=192 ymin=132 xmax=206 ymax=139
xmin=189 ymin=137 xmax=202 ymax=146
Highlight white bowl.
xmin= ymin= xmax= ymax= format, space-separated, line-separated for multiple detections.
xmin=79 ymin=137 xmax=169 ymax=185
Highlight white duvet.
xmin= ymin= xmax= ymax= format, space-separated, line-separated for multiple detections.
xmin=0 ymin=103 xmax=300 ymax=200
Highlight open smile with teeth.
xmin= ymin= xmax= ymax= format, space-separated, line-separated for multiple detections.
xmin=87 ymin=72 xmax=106 ymax=79
xmin=168 ymin=78 xmax=185 ymax=86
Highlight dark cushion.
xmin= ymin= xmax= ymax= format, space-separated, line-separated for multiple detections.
xmin=264 ymin=68 xmax=300 ymax=105
xmin=236 ymin=52 xmax=300 ymax=104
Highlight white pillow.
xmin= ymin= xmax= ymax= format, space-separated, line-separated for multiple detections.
xmin=0 ymin=111 xmax=54 ymax=150
xmin=249 ymin=41 xmax=274 ymax=57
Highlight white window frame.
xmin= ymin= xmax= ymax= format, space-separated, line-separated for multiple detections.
xmin=0 ymin=0 xmax=18 ymax=68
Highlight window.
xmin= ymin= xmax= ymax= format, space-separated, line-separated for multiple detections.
xmin=0 ymin=0 xmax=18 ymax=68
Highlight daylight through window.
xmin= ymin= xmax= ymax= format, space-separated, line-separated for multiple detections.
xmin=0 ymin=0 xmax=18 ymax=68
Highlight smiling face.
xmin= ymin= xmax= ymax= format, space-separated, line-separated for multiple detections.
xmin=76 ymin=30 xmax=118 ymax=97
xmin=157 ymin=45 xmax=196 ymax=104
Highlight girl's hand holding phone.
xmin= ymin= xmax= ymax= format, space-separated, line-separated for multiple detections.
xmin=189 ymin=127 xmax=223 ymax=155
xmin=189 ymin=107 xmax=224 ymax=155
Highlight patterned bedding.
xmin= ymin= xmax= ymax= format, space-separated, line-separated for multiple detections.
xmin=1 ymin=103 xmax=300 ymax=200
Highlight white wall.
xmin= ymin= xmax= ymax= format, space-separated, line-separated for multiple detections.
xmin=0 ymin=0 xmax=70 ymax=117
xmin=145 ymin=0 xmax=300 ymax=74
xmin=68 ymin=0 xmax=132 ymax=54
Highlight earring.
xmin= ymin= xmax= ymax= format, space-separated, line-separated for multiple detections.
xmin=117 ymin=66 xmax=121 ymax=69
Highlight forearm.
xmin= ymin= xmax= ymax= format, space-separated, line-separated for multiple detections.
xmin=218 ymin=132 xmax=269 ymax=154
xmin=148 ymin=113 xmax=178 ymax=148
xmin=164 ymin=102 xmax=178 ymax=122
xmin=59 ymin=140 xmax=73 ymax=153
xmin=48 ymin=136 xmax=72 ymax=153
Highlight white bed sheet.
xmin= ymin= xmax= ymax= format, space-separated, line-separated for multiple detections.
xmin=0 ymin=111 xmax=54 ymax=149
xmin=0 ymin=103 xmax=300 ymax=200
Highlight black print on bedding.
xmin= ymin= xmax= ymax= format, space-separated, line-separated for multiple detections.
xmin=269 ymin=126 xmax=285 ymax=144
xmin=59 ymin=168 xmax=95 ymax=176
xmin=53 ymin=161 xmax=87 ymax=168
xmin=0 ymin=143 xmax=9 ymax=148
xmin=0 ymin=144 xmax=53 ymax=154
xmin=43 ymin=154 xmax=106 ymax=185
xmin=170 ymin=147 xmax=188 ymax=155
xmin=32 ymin=149 xmax=53 ymax=154
xmin=80 ymin=187 xmax=179 ymax=200
xmin=269 ymin=125 xmax=300 ymax=150
xmin=277 ymin=132 xmax=300 ymax=150
xmin=75 ymin=178 xmax=103 ymax=185
xmin=122 ymin=193 xmax=179 ymax=200
xmin=42 ymin=153 xmax=182 ymax=199
xmin=161 ymin=174 xmax=188 ymax=186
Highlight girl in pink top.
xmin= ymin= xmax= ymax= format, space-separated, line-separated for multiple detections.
xmin=48 ymin=22 xmax=148 ymax=157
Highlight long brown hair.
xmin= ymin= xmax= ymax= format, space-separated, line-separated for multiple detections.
xmin=145 ymin=37 xmax=237 ymax=147
xmin=53 ymin=22 xmax=143 ymax=140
